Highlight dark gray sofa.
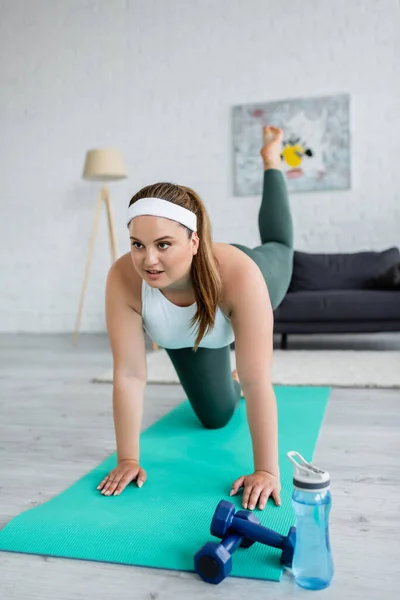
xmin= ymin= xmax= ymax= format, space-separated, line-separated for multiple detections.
xmin=273 ymin=247 xmax=400 ymax=349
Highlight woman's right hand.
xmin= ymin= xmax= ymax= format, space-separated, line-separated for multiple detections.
xmin=97 ymin=459 xmax=147 ymax=496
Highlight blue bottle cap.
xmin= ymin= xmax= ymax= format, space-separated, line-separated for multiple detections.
xmin=287 ymin=451 xmax=330 ymax=491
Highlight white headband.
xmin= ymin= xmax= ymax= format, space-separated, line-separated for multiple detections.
xmin=127 ymin=197 xmax=197 ymax=232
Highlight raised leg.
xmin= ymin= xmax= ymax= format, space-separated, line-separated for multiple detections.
xmin=231 ymin=127 xmax=294 ymax=309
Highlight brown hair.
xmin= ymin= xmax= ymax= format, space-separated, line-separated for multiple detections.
xmin=128 ymin=182 xmax=222 ymax=351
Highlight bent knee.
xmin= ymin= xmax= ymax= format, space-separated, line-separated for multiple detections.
xmin=199 ymin=407 xmax=236 ymax=430
xmin=201 ymin=416 xmax=232 ymax=430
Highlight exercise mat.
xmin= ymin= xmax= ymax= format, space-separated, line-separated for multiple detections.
xmin=0 ymin=386 xmax=330 ymax=581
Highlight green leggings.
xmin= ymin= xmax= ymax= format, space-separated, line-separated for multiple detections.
xmin=166 ymin=169 xmax=293 ymax=429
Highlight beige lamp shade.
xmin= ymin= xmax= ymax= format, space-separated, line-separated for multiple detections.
xmin=82 ymin=148 xmax=127 ymax=181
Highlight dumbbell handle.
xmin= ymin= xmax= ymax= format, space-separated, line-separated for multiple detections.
xmin=220 ymin=533 xmax=243 ymax=555
xmin=230 ymin=516 xmax=285 ymax=549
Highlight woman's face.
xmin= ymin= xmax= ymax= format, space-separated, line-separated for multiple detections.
xmin=128 ymin=216 xmax=199 ymax=289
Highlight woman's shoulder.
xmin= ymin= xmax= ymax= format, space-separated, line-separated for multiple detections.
xmin=212 ymin=242 xmax=262 ymax=308
xmin=213 ymin=242 xmax=255 ymax=277
xmin=107 ymin=252 xmax=142 ymax=314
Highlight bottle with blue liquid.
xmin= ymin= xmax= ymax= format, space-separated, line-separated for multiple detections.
xmin=287 ymin=451 xmax=334 ymax=590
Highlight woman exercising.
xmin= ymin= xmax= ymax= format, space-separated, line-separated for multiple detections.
xmin=97 ymin=126 xmax=293 ymax=511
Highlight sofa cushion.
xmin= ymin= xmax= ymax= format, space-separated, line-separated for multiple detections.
xmin=367 ymin=262 xmax=400 ymax=290
xmin=289 ymin=248 xmax=400 ymax=292
xmin=274 ymin=290 xmax=400 ymax=322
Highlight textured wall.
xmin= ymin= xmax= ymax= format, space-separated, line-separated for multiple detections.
xmin=1 ymin=0 xmax=399 ymax=332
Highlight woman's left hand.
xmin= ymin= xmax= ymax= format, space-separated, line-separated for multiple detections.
xmin=230 ymin=471 xmax=281 ymax=510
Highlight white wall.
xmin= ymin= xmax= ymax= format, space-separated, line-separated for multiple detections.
xmin=1 ymin=0 xmax=399 ymax=332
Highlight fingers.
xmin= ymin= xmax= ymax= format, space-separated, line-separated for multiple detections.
xmin=230 ymin=476 xmax=245 ymax=497
xmin=258 ymin=489 xmax=272 ymax=510
xmin=97 ymin=469 xmax=117 ymax=493
xmin=136 ymin=468 xmax=147 ymax=488
xmin=97 ymin=465 xmax=147 ymax=496
xmin=241 ymin=481 xmax=281 ymax=510
xmin=248 ymin=484 xmax=268 ymax=511
xmin=249 ymin=486 xmax=281 ymax=510
xmin=272 ymin=488 xmax=282 ymax=507
xmin=101 ymin=474 xmax=121 ymax=496
xmin=231 ymin=477 xmax=275 ymax=509
xmin=113 ymin=473 xmax=137 ymax=496
xmin=97 ymin=475 xmax=110 ymax=491
xmin=241 ymin=482 xmax=253 ymax=509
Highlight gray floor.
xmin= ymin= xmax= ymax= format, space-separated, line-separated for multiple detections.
xmin=0 ymin=332 xmax=399 ymax=599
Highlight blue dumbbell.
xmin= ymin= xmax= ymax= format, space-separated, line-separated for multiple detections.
xmin=211 ymin=500 xmax=296 ymax=568
xmin=194 ymin=511 xmax=259 ymax=584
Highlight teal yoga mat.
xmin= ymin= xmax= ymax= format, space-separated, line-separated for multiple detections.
xmin=0 ymin=386 xmax=330 ymax=581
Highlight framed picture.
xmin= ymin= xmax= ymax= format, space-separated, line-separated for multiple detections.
xmin=232 ymin=93 xmax=351 ymax=195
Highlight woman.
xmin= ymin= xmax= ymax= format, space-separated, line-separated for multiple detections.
xmin=97 ymin=126 xmax=293 ymax=511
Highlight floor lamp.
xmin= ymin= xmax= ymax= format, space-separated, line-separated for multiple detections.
xmin=73 ymin=148 xmax=127 ymax=345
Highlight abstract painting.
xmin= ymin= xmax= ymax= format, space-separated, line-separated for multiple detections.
xmin=232 ymin=94 xmax=351 ymax=195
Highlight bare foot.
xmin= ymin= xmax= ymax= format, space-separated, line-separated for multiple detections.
xmin=260 ymin=126 xmax=283 ymax=169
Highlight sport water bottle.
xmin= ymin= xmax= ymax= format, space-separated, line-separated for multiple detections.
xmin=287 ymin=451 xmax=334 ymax=590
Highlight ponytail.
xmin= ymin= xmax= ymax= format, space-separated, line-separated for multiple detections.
xmin=182 ymin=186 xmax=222 ymax=351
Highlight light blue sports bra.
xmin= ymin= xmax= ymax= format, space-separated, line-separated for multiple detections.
xmin=141 ymin=280 xmax=235 ymax=349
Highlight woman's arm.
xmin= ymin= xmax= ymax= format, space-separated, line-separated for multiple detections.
xmin=219 ymin=246 xmax=280 ymax=509
xmin=229 ymin=254 xmax=278 ymax=476
xmin=105 ymin=262 xmax=147 ymax=461
xmin=112 ymin=375 xmax=146 ymax=463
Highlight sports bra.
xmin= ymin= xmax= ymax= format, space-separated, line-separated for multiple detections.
xmin=141 ymin=280 xmax=235 ymax=349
